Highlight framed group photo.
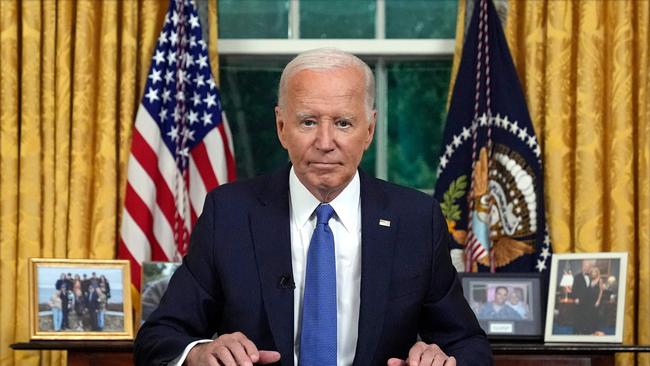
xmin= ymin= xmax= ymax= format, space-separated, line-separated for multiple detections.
xmin=545 ymin=252 xmax=628 ymax=343
xmin=28 ymin=258 xmax=133 ymax=340
xmin=459 ymin=273 xmax=543 ymax=339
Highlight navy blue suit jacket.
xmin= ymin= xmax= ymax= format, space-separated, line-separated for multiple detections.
xmin=134 ymin=167 xmax=492 ymax=365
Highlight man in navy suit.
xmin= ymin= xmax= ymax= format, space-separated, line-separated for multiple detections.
xmin=134 ymin=48 xmax=491 ymax=366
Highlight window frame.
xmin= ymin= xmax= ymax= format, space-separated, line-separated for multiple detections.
xmin=217 ymin=0 xmax=456 ymax=182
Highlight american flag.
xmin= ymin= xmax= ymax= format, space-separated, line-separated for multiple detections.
xmin=119 ymin=0 xmax=235 ymax=291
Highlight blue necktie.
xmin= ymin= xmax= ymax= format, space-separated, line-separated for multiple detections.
xmin=299 ymin=203 xmax=336 ymax=366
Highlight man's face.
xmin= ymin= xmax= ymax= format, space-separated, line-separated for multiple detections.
xmin=509 ymin=292 xmax=520 ymax=305
xmin=494 ymin=288 xmax=508 ymax=305
xmin=275 ymin=66 xmax=375 ymax=202
xmin=581 ymin=260 xmax=592 ymax=273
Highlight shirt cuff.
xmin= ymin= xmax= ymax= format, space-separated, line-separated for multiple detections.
xmin=171 ymin=339 xmax=213 ymax=366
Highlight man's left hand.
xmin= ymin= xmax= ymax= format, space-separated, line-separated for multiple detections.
xmin=387 ymin=342 xmax=456 ymax=366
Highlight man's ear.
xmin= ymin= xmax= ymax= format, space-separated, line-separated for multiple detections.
xmin=275 ymin=106 xmax=288 ymax=149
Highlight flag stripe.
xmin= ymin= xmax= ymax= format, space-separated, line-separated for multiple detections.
xmin=203 ymin=127 xmax=228 ymax=186
xmin=120 ymin=210 xmax=152 ymax=263
xmin=125 ymin=151 xmax=178 ymax=261
xmin=189 ymin=155 xmax=209 ymax=219
xmin=218 ymin=122 xmax=237 ymax=182
xmin=191 ymin=139 xmax=219 ymax=188
xmin=118 ymin=238 xmax=142 ymax=291
xmin=130 ymin=127 xmax=177 ymax=228
xmin=124 ymin=182 xmax=168 ymax=260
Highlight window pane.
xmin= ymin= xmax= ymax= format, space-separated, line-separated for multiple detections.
xmin=218 ymin=0 xmax=289 ymax=39
xmin=300 ymin=0 xmax=375 ymax=39
xmin=386 ymin=60 xmax=452 ymax=190
xmin=386 ymin=0 xmax=457 ymax=39
xmin=219 ymin=57 xmax=289 ymax=179
xmin=360 ymin=139 xmax=376 ymax=177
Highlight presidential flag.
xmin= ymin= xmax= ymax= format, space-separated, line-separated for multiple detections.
xmin=119 ymin=0 xmax=236 ymax=291
xmin=434 ymin=0 xmax=551 ymax=273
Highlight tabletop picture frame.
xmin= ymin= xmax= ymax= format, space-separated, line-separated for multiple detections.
xmin=140 ymin=261 xmax=181 ymax=325
xmin=545 ymin=252 xmax=628 ymax=343
xmin=29 ymin=258 xmax=133 ymax=340
xmin=459 ymin=273 xmax=543 ymax=340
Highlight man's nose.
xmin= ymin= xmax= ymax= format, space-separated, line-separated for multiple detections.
xmin=315 ymin=123 xmax=335 ymax=151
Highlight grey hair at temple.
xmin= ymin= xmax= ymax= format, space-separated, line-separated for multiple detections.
xmin=277 ymin=48 xmax=375 ymax=118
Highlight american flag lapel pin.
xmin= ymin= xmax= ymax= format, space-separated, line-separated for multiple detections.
xmin=379 ymin=219 xmax=391 ymax=227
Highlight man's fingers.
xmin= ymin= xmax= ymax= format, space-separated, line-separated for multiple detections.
xmin=213 ymin=345 xmax=238 ymax=366
xmin=223 ymin=340 xmax=253 ymax=366
xmin=407 ymin=342 xmax=427 ymax=366
xmin=445 ymin=356 xmax=457 ymax=366
xmin=236 ymin=335 xmax=260 ymax=362
xmin=257 ymin=350 xmax=281 ymax=364
xmin=387 ymin=358 xmax=408 ymax=366
xmin=421 ymin=348 xmax=436 ymax=366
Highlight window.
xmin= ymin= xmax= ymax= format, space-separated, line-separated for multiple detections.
xmin=217 ymin=0 xmax=457 ymax=191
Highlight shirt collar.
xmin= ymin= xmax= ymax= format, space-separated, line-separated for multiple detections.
xmin=289 ymin=167 xmax=360 ymax=233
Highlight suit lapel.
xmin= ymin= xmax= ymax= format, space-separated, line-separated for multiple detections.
xmin=353 ymin=172 xmax=398 ymax=366
xmin=250 ymin=168 xmax=295 ymax=366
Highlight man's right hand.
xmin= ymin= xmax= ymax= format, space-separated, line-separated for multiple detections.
xmin=186 ymin=332 xmax=281 ymax=366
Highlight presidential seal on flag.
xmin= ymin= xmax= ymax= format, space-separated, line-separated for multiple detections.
xmin=434 ymin=0 xmax=551 ymax=274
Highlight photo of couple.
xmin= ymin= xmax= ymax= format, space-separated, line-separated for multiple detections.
xmin=468 ymin=283 xmax=533 ymax=321
xmin=552 ymin=259 xmax=620 ymax=336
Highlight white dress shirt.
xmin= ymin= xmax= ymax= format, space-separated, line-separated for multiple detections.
xmin=174 ymin=168 xmax=362 ymax=366
xmin=289 ymin=167 xmax=362 ymax=366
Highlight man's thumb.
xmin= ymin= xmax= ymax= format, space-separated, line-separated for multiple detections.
xmin=257 ymin=350 xmax=281 ymax=364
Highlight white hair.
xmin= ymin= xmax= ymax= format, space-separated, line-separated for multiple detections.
xmin=277 ymin=48 xmax=375 ymax=117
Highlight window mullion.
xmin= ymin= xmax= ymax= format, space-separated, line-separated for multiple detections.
xmin=374 ymin=0 xmax=388 ymax=180
xmin=289 ymin=0 xmax=300 ymax=39
xmin=375 ymin=0 xmax=385 ymax=39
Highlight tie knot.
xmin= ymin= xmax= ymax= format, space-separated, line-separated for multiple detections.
xmin=315 ymin=204 xmax=335 ymax=225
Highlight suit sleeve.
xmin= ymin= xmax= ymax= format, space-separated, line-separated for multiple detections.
xmin=134 ymin=192 xmax=224 ymax=366
xmin=418 ymin=201 xmax=493 ymax=365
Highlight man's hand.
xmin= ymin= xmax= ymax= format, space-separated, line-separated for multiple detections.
xmin=387 ymin=342 xmax=456 ymax=366
xmin=186 ymin=332 xmax=280 ymax=366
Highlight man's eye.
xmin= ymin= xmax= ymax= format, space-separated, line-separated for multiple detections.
xmin=336 ymin=120 xmax=351 ymax=128
xmin=302 ymin=120 xmax=316 ymax=127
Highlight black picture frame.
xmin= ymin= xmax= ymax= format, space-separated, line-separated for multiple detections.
xmin=459 ymin=272 xmax=543 ymax=340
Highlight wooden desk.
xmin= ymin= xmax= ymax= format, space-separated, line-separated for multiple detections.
xmin=11 ymin=341 xmax=650 ymax=366
xmin=491 ymin=343 xmax=650 ymax=366
xmin=11 ymin=341 xmax=133 ymax=366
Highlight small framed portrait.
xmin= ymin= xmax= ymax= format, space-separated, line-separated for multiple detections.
xmin=28 ymin=258 xmax=133 ymax=340
xmin=545 ymin=252 xmax=627 ymax=343
xmin=140 ymin=261 xmax=181 ymax=324
xmin=459 ymin=273 xmax=543 ymax=339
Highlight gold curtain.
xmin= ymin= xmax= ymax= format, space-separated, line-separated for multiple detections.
xmin=0 ymin=0 xmax=169 ymax=365
xmin=452 ymin=0 xmax=649 ymax=364
xmin=505 ymin=2 xmax=649 ymax=364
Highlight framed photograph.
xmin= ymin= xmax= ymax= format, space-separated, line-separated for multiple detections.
xmin=140 ymin=261 xmax=181 ymax=324
xmin=459 ymin=273 xmax=543 ymax=339
xmin=545 ymin=252 xmax=627 ymax=343
xmin=29 ymin=258 xmax=134 ymax=340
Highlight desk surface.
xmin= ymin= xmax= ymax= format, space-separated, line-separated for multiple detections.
xmin=11 ymin=341 xmax=650 ymax=354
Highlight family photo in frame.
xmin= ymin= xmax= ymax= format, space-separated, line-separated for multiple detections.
xmin=29 ymin=258 xmax=133 ymax=340
xmin=459 ymin=273 xmax=543 ymax=339
xmin=545 ymin=252 xmax=627 ymax=343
